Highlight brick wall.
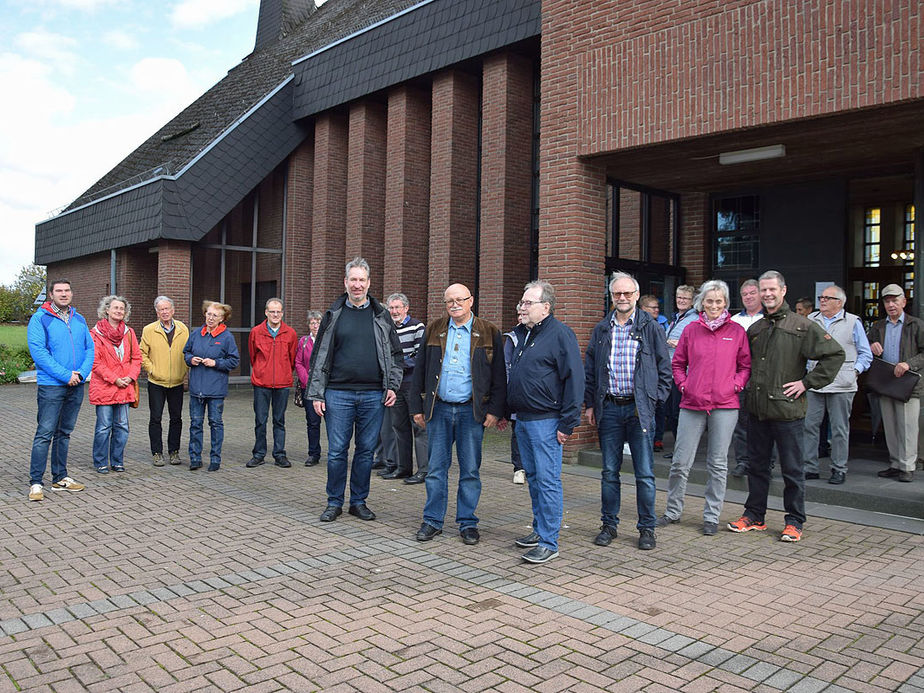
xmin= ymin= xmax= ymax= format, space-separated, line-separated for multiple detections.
xmin=157 ymin=241 xmax=193 ymax=325
xmin=284 ymin=137 xmax=315 ymax=332
xmin=116 ymin=246 xmax=157 ymax=329
xmin=46 ymin=252 xmax=112 ymax=319
xmin=311 ymin=111 xmax=349 ymax=308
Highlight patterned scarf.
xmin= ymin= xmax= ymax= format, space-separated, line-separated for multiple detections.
xmin=700 ymin=309 xmax=730 ymax=332
xmin=95 ymin=319 xmax=126 ymax=346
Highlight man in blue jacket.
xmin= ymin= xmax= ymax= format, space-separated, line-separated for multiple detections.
xmin=27 ymin=279 xmax=93 ymax=501
xmin=506 ymin=280 xmax=584 ymax=564
xmin=584 ymin=272 xmax=672 ymax=550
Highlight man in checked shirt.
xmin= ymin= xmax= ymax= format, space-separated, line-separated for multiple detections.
xmin=584 ymin=272 xmax=672 ymax=550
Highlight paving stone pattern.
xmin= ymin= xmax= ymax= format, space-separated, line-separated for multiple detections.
xmin=1 ymin=384 xmax=922 ymax=691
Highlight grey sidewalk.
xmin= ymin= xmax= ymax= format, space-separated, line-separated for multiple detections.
xmin=1 ymin=383 xmax=922 ymax=691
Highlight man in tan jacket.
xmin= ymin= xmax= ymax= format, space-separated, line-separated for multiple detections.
xmin=140 ymin=296 xmax=190 ymax=466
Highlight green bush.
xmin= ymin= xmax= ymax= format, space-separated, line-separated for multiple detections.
xmin=0 ymin=343 xmax=33 ymax=384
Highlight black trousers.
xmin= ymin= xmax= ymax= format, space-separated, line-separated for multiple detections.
xmin=744 ymin=417 xmax=806 ymax=528
xmin=148 ymin=383 xmax=184 ymax=455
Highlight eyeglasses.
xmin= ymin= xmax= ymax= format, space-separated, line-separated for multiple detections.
xmin=611 ymin=291 xmax=636 ymax=298
xmin=817 ymin=296 xmax=842 ymax=302
xmin=444 ymin=296 xmax=472 ymax=306
xmin=517 ymin=300 xmax=548 ymax=308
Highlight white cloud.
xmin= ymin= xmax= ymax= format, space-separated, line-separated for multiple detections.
xmin=170 ymin=0 xmax=259 ymax=30
xmin=14 ymin=29 xmax=79 ymax=74
xmin=34 ymin=0 xmax=123 ymax=9
xmin=102 ymin=29 xmax=138 ymax=51
xmin=128 ymin=57 xmax=201 ymax=109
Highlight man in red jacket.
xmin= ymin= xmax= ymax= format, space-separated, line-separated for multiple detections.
xmin=247 ymin=298 xmax=298 ymax=468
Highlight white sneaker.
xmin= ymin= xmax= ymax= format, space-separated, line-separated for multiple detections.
xmin=513 ymin=469 xmax=526 ymax=485
xmin=29 ymin=484 xmax=43 ymax=501
xmin=51 ymin=477 xmax=85 ymax=491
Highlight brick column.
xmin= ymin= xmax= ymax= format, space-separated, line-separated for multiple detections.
xmin=311 ymin=111 xmax=349 ymax=307
xmin=428 ymin=70 xmax=480 ymax=317
xmin=346 ymin=100 xmax=387 ymax=297
xmin=384 ymin=86 xmax=432 ymax=321
xmin=479 ymin=53 xmax=533 ymax=329
xmin=157 ymin=241 xmax=193 ymax=325
xmin=679 ymin=192 xmax=709 ymax=287
xmin=284 ymin=137 xmax=314 ymax=330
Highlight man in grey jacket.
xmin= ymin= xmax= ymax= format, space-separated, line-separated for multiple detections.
xmin=307 ymin=257 xmax=404 ymax=523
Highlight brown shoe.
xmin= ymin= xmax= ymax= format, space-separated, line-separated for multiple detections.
xmin=898 ymin=470 xmax=914 ymax=482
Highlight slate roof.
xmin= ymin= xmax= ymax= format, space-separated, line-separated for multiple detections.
xmin=36 ymin=0 xmax=540 ymax=265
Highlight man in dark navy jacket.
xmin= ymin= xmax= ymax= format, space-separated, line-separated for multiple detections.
xmin=506 ymin=280 xmax=583 ymax=564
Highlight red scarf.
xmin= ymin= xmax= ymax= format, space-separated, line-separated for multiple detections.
xmin=201 ymin=323 xmax=227 ymax=337
xmin=95 ymin=319 xmax=126 ymax=346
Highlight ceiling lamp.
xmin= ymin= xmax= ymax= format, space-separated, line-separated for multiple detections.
xmin=718 ymin=144 xmax=786 ymax=165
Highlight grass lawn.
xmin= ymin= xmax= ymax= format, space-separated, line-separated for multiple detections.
xmin=0 ymin=324 xmax=28 ymax=349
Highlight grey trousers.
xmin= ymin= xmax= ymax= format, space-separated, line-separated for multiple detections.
xmin=391 ymin=388 xmax=428 ymax=475
xmin=880 ymin=396 xmax=920 ymax=472
xmin=803 ymin=391 xmax=854 ymax=474
xmin=730 ymin=391 xmax=749 ymax=469
xmin=665 ymin=408 xmax=738 ymax=524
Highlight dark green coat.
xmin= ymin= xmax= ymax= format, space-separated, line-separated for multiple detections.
xmin=746 ymin=302 xmax=845 ymax=421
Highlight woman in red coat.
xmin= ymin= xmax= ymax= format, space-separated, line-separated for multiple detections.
xmin=89 ymin=295 xmax=142 ymax=473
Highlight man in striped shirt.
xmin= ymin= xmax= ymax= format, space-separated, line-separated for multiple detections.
xmin=380 ymin=293 xmax=428 ymax=482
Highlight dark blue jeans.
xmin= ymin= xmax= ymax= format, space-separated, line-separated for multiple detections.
xmin=30 ymin=383 xmax=84 ymax=485
xmin=422 ymin=400 xmax=485 ymax=531
xmin=188 ymin=396 xmax=224 ymax=465
xmin=324 ymin=389 xmax=384 ymax=507
xmin=517 ymin=417 xmax=564 ymax=551
xmin=744 ymin=417 xmax=806 ymax=528
xmin=253 ymin=386 xmax=289 ymax=460
xmin=304 ymin=391 xmax=322 ymax=459
xmin=597 ymin=400 xmax=656 ymax=530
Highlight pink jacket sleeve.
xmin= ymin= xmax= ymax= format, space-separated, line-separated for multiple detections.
xmin=294 ymin=337 xmax=312 ymax=388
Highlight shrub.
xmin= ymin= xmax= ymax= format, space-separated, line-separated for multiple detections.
xmin=0 ymin=344 xmax=33 ymax=384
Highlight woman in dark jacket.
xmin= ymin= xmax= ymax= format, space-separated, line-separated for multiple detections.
xmin=183 ymin=301 xmax=240 ymax=471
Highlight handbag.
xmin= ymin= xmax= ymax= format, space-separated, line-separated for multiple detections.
xmin=129 ymin=331 xmax=140 ymax=408
xmin=865 ymin=357 xmax=921 ymax=403
xmin=294 ymin=383 xmax=304 ymax=408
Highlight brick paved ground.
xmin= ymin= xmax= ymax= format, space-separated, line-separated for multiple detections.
xmin=1 ymin=383 xmax=922 ymax=692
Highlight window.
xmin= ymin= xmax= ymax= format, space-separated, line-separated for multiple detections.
xmin=905 ymin=203 xmax=916 ymax=255
xmin=863 ymin=207 xmax=881 ymax=267
xmin=712 ymin=196 xmax=759 ymax=292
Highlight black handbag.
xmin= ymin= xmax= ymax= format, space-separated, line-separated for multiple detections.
xmin=294 ymin=385 xmax=304 ymax=408
xmin=865 ymin=358 xmax=921 ymax=403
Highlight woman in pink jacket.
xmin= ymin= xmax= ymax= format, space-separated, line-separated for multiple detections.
xmin=89 ymin=295 xmax=142 ymax=473
xmin=656 ymin=280 xmax=750 ymax=535
xmin=294 ymin=310 xmax=323 ymax=466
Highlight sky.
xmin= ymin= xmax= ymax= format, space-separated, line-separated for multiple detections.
xmin=0 ymin=0 xmax=267 ymax=285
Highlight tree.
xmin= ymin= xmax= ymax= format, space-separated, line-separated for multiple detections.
xmin=0 ymin=264 xmax=46 ymax=322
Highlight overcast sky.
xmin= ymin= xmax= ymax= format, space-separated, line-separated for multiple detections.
xmin=0 ymin=0 xmax=266 ymax=285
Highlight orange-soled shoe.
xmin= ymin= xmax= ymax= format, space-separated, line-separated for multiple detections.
xmin=779 ymin=525 xmax=803 ymax=542
xmin=727 ymin=516 xmax=767 ymax=533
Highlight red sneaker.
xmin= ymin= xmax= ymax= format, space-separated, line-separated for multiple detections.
xmin=653 ymin=441 xmax=663 ymax=451
xmin=780 ymin=525 xmax=803 ymax=542
xmin=727 ymin=516 xmax=767 ymax=532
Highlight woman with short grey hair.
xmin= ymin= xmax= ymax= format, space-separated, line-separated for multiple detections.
xmin=295 ymin=310 xmax=324 ymax=466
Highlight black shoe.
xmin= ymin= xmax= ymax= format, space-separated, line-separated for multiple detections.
xmin=638 ymin=528 xmax=656 ymax=550
xmin=663 ymin=452 xmax=673 ymax=459
xmin=515 ymin=531 xmax=540 ymax=548
xmin=246 ymin=457 xmax=264 ymax=468
xmin=828 ymin=471 xmax=846 ymax=485
xmin=189 ymin=462 xmax=202 ymax=471
xmin=376 ymin=466 xmax=397 ymax=477
xmin=274 ymin=457 xmax=291 ymax=468
xmin=655 ymin=515 xmax=678 ymax=528
xmin=348 ymin=503 xmax=376 ymax=521
xmin=878 ymin=467 xmax=901 ymax=478
xmin=381 ymin=469 xmax=410 ymax=480
xmin=732 ymin=463 xmax=747 ymax=477
xmin=305 ymin=456 xmax=320 ymax=467
xmin=371 ymin=460 xmax=386 ymax=470
xmin=320 ymin=505 xmax=342 ymax=522
xmin=805 ymin=472 xmax=820 ymax=480
xmin=461 ymin=527 xmax=480 ymax=545
xmin=207 ymin=463 xmax=220 ymax=472
xmin=898 ymin=470 xmax=914 ymax=482
xmin=593 ymin=525 xmax=618 ymax=546
xmin=416 ymin=523 xmax=442 ymax=541
xmin=404 ymin=471 xmax=427 ymax=485
xmin=702 ymin=522 xmax=718 ymax=536
xmin=522 ymin=546 xmax=559 ymax=564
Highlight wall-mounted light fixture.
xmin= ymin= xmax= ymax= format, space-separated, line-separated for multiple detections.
xmin=718 ymin=144 xmax=786 ymax=165
xmin=891 ymin=251 xmax=914 ymax=261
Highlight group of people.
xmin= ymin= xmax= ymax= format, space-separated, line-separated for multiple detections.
xmin=25 ymin=262 xmax=920 ymax=561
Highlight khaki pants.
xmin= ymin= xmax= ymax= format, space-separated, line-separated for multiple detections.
xmin=879 ymin=396 xmax=920 ymax=472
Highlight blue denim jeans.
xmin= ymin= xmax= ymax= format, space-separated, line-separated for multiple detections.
xmin=517 ymin=417 xmax=564 ymax=551
xmin=253 ymin=386 xmax=289 ymax=460
xmin=188 ymin=396 xmax=224 ymax=465
xmin=30 ymin=383 xmax=85 ymax=485
xmin=597 ymin=400 xmax=656 ymax=530
xmin=422 ymin=400 xmax=485 ymax=531
xmin=93 ymin=403 xmax=130 ymax=470
xmin=324 ymin=388 xmax=384 ymax=507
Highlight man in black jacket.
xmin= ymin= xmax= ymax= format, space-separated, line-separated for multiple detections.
xmin=506 ymin=281 xmax=583 ymax=564
xmin=306 ymin=258 xmax=403 ymax=523
xmin=410 ymin=283 xmax=506 ymax=545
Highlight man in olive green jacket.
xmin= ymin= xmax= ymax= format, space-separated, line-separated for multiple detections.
xmin=728 ymin=271 xmax=844 ymax=543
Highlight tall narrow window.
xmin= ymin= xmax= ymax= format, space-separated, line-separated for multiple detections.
xmin=712 ymin=195 xmax=759 ymax=291
xmin=905 ymin=203 xmax=916 ymax=254
xmin=863 ymin=207 xmax=881 ymax=267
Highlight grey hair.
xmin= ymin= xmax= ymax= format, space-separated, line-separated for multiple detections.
xmin=386 ymin=293 xmax=409 ymax=307
xmin=676 ymin=284 xmax=695 ymax=297
xmin=524 ymin=280 xmax=556 ymax=312
xmin=97 ymin=295 xmax=132 ymax=321
xmin=608 ymin=271 xmax=639 ymax=293
xmin=264 ymin=297 xmax=283 ymax=309
xmin=759 ymin=270 xmax=787 ymax=288
xmin=825 ymin=285 xmax=847 ymax=302
xmin=153 ymin=296 xmax=174 ymax=310
xmin=306 ymin=310 xmax=323 ymax=322
xmin=694 ymin=280 xmax=730 ymax=312
xmin=345 ymin=257 xmax=370 ymax=279
xmin=739 ymin=279 xmax=759 ymax=292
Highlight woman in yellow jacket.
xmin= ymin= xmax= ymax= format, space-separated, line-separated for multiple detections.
xmin=139 ymin=296 xmax=190 ymax=466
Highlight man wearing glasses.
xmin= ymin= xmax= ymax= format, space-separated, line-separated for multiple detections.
xmin=410 ymin=283 xmax=506 ymax=545
xmin=584 ymin=272 xmax=672 ymax=550
xmin=802 ymin=286 xmax=872 ymax=484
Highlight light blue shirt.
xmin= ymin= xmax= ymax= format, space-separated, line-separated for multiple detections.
xmin=437 ymin=315 xmax=474 ymax=402
xmin=821 ymin=310 xmax=872 ymax=373
xmin=884 ymin=313 xmax=905 ymax=364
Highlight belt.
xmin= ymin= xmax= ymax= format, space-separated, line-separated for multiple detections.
xmin=437 ymin=396 xmax=472 ymax=405
xmin=605 ymin=393 xmax=635 ymax=404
